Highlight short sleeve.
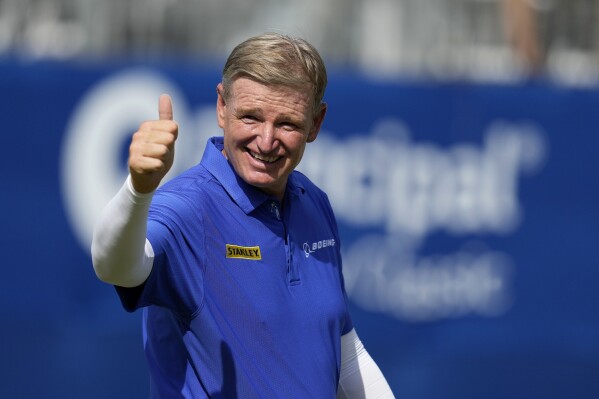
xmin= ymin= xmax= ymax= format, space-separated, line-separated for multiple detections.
xmin=115 ymin=191 xmax=206 ymax=321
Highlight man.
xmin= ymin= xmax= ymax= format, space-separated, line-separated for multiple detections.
xmin=92 ymin=33 xmax=395 ymax=398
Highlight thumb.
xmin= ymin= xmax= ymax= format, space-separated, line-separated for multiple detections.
xmin=158 ymin=94 xmax=173 ymax=121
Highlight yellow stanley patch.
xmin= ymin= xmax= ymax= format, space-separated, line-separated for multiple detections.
xmin=226 ymin=244 xmax=262 ymax=260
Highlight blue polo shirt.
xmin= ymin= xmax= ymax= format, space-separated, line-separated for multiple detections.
xmin=117 ymin=136 xmax=353 ymax=398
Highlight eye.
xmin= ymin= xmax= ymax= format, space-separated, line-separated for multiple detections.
xmin=241 ymin=115 xmax=258 ymax=123
xmin=280 ymin=121 xmax=301 ymax=131
xmin=282 ymin=122 xmax=296 ymax=130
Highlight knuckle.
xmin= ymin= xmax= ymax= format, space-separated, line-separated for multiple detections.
xmin=163 ymin=120 xmax=179 ymax=135
xmin=129 ymin=142 xmax=144 ymax=158
xmin=131 ymin=131 xmax=146 ymax=143
xmin=139 ymin=121 xmax=154 ymax=131
xmin=158 ymin=144 xmax=171 ymax=158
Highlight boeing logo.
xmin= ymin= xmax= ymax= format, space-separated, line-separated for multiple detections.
xmin=303 ymin=239 xmax=336 ymax=257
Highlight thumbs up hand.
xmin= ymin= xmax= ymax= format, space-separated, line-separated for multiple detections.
xmin=129 ymin=94 xmax=179 ymax=193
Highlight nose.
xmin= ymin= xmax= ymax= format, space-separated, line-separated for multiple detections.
xmin=257 ymin=123 xmax=278 ymax=153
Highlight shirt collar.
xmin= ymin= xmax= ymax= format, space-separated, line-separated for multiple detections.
xmin=201 ymin=136 xmax=304 ymax=214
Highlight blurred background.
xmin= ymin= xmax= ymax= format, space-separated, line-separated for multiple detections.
xmin=1 ymin=0 xmax=598 ymax=398
xmin=3 ymin=0 xmax=599 ymax=83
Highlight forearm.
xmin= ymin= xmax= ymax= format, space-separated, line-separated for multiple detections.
xmin=91 ymin=175 xmax=154 ymax=287
xmin=337 ymin=329 xmax=395 ymax=399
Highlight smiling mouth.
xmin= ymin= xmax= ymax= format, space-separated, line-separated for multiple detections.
xmin=247 ymin=149 xmax=281 ymax=164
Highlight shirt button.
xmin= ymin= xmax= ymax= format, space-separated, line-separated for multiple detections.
xmin=271 ymin=201 xmax=281 ymax=220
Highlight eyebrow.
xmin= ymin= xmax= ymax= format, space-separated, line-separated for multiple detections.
xmin=234 ymin=106 xmax=304 ymax=125
xmin=234 ymin=106 xmax=262 ymax=116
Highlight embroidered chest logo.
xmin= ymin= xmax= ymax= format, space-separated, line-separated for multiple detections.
xmin=302 ymin=238 xmax=336 ymax=258
xmin=226 ymin=244 xmax=262 ymax=260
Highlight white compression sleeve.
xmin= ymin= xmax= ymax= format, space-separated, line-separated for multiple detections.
xmin=91 ymin=175 xmax=155 ymax=287
xmin=337 ymin=328 xmax=396 ymax=399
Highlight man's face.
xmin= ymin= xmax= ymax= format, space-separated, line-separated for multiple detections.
xmin=216 ymin=77 xmax=326 ymax=200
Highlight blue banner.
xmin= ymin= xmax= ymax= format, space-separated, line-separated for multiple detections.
xmin=1 ymin=60 xmax=598 ymax=399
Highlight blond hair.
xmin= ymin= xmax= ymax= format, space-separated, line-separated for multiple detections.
xmin=222 ymin=33 xmax=327 ymax=115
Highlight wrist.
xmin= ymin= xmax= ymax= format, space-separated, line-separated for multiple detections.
xmin=126 ymin=175 xmax=155 ymax=200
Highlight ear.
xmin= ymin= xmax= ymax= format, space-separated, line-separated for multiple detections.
xmin=216 ymin=83 xmax=226 ymax=129
xmin=307 ymin=103 xmax=327 ymax=143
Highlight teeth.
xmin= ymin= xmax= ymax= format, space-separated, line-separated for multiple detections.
xmin=250 ymin=151 xmax=279 ymax=163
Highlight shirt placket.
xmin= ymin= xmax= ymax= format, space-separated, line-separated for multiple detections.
xmin=270 ymin=200 xmax=300 ymax=285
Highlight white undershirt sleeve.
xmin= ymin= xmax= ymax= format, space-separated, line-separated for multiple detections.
xmin=337 ymin=328 xmax=396 ymax=399
xmin=91 ymin=175 xmax=155 ymax=288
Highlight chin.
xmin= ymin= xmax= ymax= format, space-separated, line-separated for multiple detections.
xmin=249 ymin=179 xmax=278 ymax=191
xmin=245 ymin=174 xmax=284 ymax=194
